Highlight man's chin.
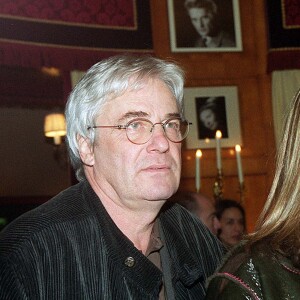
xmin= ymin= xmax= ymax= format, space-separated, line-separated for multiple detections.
xmin=144 ymin=187 xmax=177 ymax=201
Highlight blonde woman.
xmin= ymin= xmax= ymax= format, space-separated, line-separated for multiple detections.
xmin=205 ymin=89 xmax=300 ymax=299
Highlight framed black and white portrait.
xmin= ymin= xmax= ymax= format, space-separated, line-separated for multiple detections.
xmin=167 ymin=0 xmax=242 ymax=52
xmin=184 ymin=86 xmax=242 ymax=149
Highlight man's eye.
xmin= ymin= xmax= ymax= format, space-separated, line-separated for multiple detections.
xmin=128 ymin=121 xmax=140 ymax=130
xmin=166 ymin=121 xmax=180 ymax=130
xmin=127 ymin=120 xmax=147 ymax=131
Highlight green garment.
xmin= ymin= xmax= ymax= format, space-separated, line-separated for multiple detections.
xmin=205 ymin=241 xmax=300 ymax=300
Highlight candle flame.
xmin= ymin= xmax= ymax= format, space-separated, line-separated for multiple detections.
xmin=196 ymin=149 xmax=202 ymax=158
xmin=235 ymin=144 xmax=241 ymax=152
xmin=216 ymin=130 xmax=222 ymax=139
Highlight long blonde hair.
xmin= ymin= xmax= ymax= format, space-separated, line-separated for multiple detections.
xmin=249 ymin=89 xmax=300 ymax=267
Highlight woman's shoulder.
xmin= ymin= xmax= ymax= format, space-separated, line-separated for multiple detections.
xmin=206 ymin=241 xmax=300 ymax=299
xmin=205 ymin=241 xmax=263 ymax=299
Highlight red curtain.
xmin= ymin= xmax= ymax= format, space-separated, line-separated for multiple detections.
xmin=0 ymin=0 xmax=153 ymax=71
xmin=0 ymin=0 xmax=135 ymax=27
xmin=267 ymin=0 xmax=300 ymax=72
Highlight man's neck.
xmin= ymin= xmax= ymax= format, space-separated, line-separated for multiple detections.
xmin=103 ymin=199 xmax=163 ymax=254
xmin=85 ymin=170 xmax=166 ymax=253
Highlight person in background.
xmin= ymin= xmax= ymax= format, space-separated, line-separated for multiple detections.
xmin=0 ymin=55 xmax=224 ymax=299
xmin=205 ymin=89 xmax=300 ymax=299
xmin=215 ymin=199 xmax=246 ymax=250
xmin=171 ymin=191 xmax=220 ymax=235
xmin=184 ymin=0 xmax=235 ymax=48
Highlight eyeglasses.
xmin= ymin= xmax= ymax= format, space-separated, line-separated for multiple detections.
xmin=88 ymin=117 xmax=192 ymax=145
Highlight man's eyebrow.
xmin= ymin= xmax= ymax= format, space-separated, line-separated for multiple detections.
xmin=118 ymin=111 xmax=149 ymax=122
xmin=118 ymin=112 xmax=181 ymax=122
xmin=167 ymin=112 xmax=181 ymax=119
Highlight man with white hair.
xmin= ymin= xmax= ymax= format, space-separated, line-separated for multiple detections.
xmin=0 ymin=55 xmax=224 ymax=299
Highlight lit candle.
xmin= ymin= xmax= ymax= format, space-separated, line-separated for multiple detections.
xmin=195 ymin=149 xmax=202 ymax=192
xmin=235 ymin=144 xmax=244 ymax=183
xmin=215 ymin=130 xmax=222 ymax=170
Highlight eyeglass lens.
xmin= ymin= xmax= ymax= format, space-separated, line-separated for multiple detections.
xmin=126 ymin=118 xmax=189 ymax=144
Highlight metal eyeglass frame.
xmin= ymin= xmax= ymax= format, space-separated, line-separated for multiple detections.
xmin=87 ymin=117 xmax=192 ymax=145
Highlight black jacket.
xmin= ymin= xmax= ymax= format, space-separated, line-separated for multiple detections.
xmin=0 ymin=181 xmax=224 ymax=299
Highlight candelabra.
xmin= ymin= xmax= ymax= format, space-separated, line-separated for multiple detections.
xmin=213 ymin=169 xmax=224 ymax=202
xmin=194 ymin=137 xmax=245 ymax=203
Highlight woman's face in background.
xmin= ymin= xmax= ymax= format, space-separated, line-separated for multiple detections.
xmin=218 ymin=207 xmax=245 ymax=248
xmin=200 ymin=108 xmax=218 ymax=130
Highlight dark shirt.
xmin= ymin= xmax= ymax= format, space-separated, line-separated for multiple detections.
xmin=146 ymin=221 xmax=164 ymax=299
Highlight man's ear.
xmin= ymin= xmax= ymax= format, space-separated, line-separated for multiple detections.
xmin=77 ymin=135 xmax=94 ymax=166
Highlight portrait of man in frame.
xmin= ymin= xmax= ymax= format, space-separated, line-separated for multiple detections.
xmin=168 ymin=0 xmax=243 ymax=52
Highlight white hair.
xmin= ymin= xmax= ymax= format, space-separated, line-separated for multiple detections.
xmin=65 ymin=55 xmax=185 ymax=180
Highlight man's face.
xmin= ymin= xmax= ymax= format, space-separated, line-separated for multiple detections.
xmin=196 ymin=196 xmax=220 ymax=235
xmin=188 ymin=8 xmax=214 ymax=38
xmin=82 ymin=78 xmax=182 ymax=208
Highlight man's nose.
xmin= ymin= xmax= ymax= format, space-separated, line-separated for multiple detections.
xmin=150 ymin=123 xmax=168 ymax=140
xmin=147 ymin=124 xmax=169 ymax=152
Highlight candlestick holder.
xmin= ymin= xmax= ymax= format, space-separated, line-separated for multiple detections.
xmin=213 ymin=169 xmax=224 ymax=202
xmin=238 ymin=181 xmax=245 ymax=205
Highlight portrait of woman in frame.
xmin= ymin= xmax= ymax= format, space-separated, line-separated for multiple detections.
xmin=184 ymin=86 xmax=242 ymax=149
